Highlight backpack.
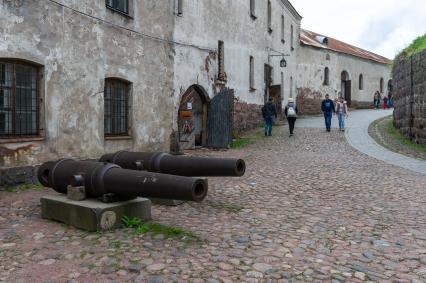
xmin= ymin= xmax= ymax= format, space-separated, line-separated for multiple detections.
xmin=287 ymin=106 xmax=296 ymax=117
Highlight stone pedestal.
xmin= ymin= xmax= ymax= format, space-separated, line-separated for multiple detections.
xmin=149 ymin=198 xmax=185 ymax=206
xmin=41 ymin=194 xmax=151 ymax=231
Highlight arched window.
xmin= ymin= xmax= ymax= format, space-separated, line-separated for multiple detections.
xmin=0 ymin=60 xmax=40 ymax=137
xmin=323 ymin=67 xmax=329 ymax=86
xmin=380 ymin=78 xmax=384 ymax=93
xmin=104 ymin=78 xmax=131 ymax=136
xmin=359 ymin=74 xmax=363 ymax=90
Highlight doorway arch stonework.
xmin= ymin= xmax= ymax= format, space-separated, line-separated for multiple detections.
xmin=177 ymin=85 xmax=209 ymax=150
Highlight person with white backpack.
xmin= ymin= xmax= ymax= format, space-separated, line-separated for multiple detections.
xmin=284 ymin=97 xmax=298 ymax=137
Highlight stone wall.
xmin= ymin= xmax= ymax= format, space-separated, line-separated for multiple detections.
xmin=233 ymin=99 xmax=263 ymax=138
xmin=392 ymin=49 xmax=426 ymax=145
xmin=296 ymin=87 xmax=323 ymax=115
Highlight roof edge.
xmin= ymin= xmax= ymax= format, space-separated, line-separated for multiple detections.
xmin=300 ymin=29 xmax=391 ymax=65
xmin=280 ymin=0 xmax=302 ymax=20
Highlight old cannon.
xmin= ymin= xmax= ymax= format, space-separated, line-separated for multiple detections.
xmin=99 ymin=151 xmax=246 ymax=177
xmin=37 ymin=159 xmax=208 ymax=202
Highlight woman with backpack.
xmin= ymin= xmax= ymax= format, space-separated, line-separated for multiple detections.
xmin=335 ymin=96 xmax=349 ymax=131
xmin=284 ymin=97 xmax=298 ymax=137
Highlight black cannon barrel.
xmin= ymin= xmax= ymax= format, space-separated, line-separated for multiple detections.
xmin=37 ymin=159 xmax=208 ymax=201
xmin=99 ymin=151 xmax=246 ymax=177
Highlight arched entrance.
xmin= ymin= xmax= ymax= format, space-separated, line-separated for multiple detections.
xmin=341 ymin=71 xmax=352 ymax=106
xmin=178 ymin=85 xmax=209 ymax=149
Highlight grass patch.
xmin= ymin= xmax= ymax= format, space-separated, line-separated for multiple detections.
xmin=122 ymin=216 xmax=201 ymax=243
xmin=398 ymin=32 xmax=426 ymax=58
xmin=208 ymin=202 xmax=243 ymax=213
xmin=231 ymin=138 xmax=252 ymax=149
xmin=387 ymin=120 xmax=426 ymax=153
xmin=3 ymin=182 xmax=45 ymax=192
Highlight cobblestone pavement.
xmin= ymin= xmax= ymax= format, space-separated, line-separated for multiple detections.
xmin=1 ymin=123 xmax=426 ymax=282
xmin=297 ymin=109 xmax=426 ymax=175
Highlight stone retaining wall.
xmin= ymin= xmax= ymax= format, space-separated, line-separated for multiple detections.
xmin=296 ymin=87 xmax=372 ymax=114
xmin=392 ymin=49 xmax=426 ymax=145
xmin=233 ymin=99 xmax=263 ymax=137
xmin=0 ymin=166 xmax=39 ymax=189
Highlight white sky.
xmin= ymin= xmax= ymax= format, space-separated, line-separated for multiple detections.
xmin=291 ymin=0 xmax=426 ymax=59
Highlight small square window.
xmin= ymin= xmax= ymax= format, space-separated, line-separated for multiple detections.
xmin=106 ymin=0 xmax=129 ymax=15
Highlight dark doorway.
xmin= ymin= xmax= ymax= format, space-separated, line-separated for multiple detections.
xmin=269 ymin=84 xmax=282 ymax=118
xmin=341 ymin=71 xmax=351 ymax=106
xmin=264 ymin=64 xmax=273 ymax=103
xmin=178 ymin=85 xmax=209 ymax=149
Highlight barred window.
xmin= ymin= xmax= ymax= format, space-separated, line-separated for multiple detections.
xmin=0 ymin=61 xmax=39 ymax=138
xmin=104 ymin=78 xmax=130 ymax=136
xmin=106 ymin=0 xmax=129 ymax=15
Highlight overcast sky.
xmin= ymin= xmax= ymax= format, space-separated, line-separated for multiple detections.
xmin=291 ymin=0 xmax=426 ymax=59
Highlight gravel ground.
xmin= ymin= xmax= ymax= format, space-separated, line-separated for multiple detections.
xmin=369 ymin=115 xmax=426 ymax=161
xmin=1 ymin=125 xmax=426 ymax=282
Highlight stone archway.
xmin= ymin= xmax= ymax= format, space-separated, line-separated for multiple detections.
xmin=341 ymin=70 xmax=352 ymax=106
xmin=178 ymin=85 xmax=209 ymax=150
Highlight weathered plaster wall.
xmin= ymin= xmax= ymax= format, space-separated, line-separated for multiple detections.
xmin=393 ymin=49 xmax=426 ymax=145
xmin=172 ymin=0 xmax=301 ymax=130
xmin=0 ymin=0 xmax=176 ymax=168
xmin=296 ymin=45 xmax=391 ymax=113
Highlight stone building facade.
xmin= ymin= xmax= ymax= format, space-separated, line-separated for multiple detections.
xmin=392 ymin=49 xmax=426 ymax=145
xmin=296 ymin=30 xmax=391 ymax=114
xmin=0 ymin=0 xmax=302 ymax=182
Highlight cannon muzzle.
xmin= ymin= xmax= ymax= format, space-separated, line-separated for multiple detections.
xmin=99 ymin=151 xmax=246 ymax=177
xmin=38 ymin=159 xmax=208 ymax=202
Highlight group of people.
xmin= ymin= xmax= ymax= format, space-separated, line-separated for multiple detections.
xmin=262 ymin=94 xmax=349 ymax=137
xmin=374 ymin=91 xmax=393 ymax=109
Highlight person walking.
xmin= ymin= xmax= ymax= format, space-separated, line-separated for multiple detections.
xmin=335 ymin=96 xmax=349 ymax=131
xmin=383 ymin=95 xmax=388 ymax=109
xmin=321 ymin=94 xmax=335 ymax=132
xmin=284 ymin=97 xmax=298 ymax=137
xmin=374 ymin=91 xmax=381 ymax=109
xmin=261 ymin=97 xmax=277 ymax=136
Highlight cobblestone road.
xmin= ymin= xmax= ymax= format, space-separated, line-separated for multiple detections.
xmin=1 ymin=118 xmax=426 ymax=282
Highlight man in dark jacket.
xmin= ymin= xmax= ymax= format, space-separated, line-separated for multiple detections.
xmin=321 ymin=94 xmax=335 ymax=132
xmin=262 ymin=98 xmax=277 ymax=136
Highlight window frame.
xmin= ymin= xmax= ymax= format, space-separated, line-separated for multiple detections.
xmin=104 ymin=78 xmax=131 ymax=138
xmin=267 ymin=0 xmax=272 ymax=33
xmin=281 ymin=15 xmax=285 ymax=43
xmin=106 ymin=0 xmax=130 ymax=16
xmin=177 ymin=0 xmax=183 ymax=16
xmin=380 ymin=77 xmax=384 ymax=93
xmin=249 ymin=56 xmax=255 ymax=91
xmin=0 ymin=60 xmax=41 ymax=139
xmin=359 ymin=74 xmax=363 ymax=90
xmin=290 ymin=25 xmax=294 ymax=51
xmin=323 ymin=67 xmax=330 ymax=86
xmin=250 ymin=0 xmax=257 ymax=20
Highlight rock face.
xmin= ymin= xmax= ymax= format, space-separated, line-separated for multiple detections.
xmin=392 ymin=49 xmax=426 ymax=145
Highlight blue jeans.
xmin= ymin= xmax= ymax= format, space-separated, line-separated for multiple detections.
xmin=324 ymin=112 xmax=332 ymax=130
xmin=265 ymin=116 xmax=273 ymax=135
xmin=338 ymin=112 xmax=345 ymax=129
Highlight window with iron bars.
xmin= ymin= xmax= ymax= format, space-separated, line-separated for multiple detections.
xmin=106 ymin=0 xmax=129 ymax=15
xmin=104 ymin=78 xmax=130 ymax=137
xmin=0 ymin=61 xmax=40 ymax=138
